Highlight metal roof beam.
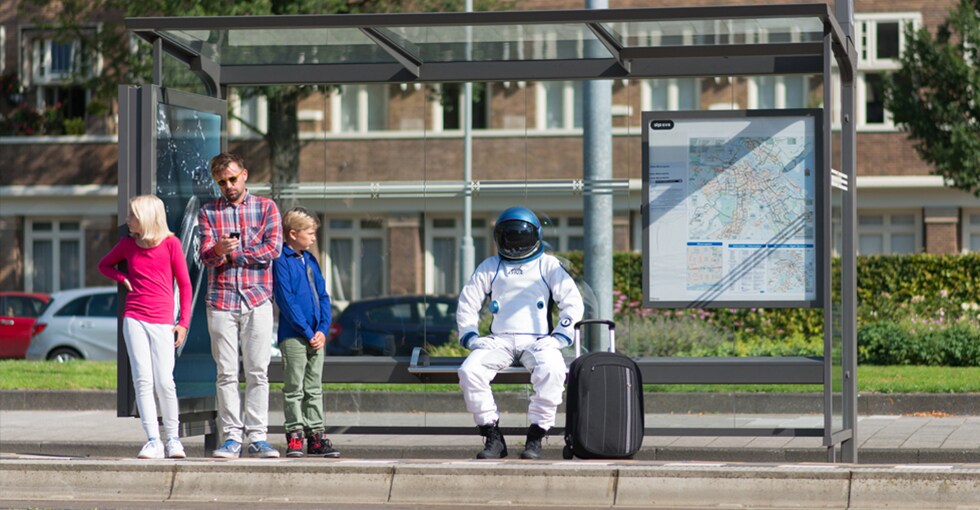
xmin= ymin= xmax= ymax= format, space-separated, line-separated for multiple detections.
xmin=360 ymin=27 xmax=423 ymax=78
xmin=218 ymin=55 xmax=823 ymax=85
xmin=586 ymin=23 xmax=629 ymax=74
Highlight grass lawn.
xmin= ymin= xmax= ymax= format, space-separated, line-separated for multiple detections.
xmin=1 ymin=360 xmax=978 ymax=394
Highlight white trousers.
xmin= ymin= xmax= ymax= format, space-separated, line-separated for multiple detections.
xmin=457 ymin=333 xmax=566 ymax=430
xmin=207 ymin=301 xmax=273 ymax=443
xmin=122 ymin=317 xmax=179 ymax=440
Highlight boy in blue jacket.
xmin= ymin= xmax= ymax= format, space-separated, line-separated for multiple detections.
xmin=272 ymin=207 xmax=339 ymax=458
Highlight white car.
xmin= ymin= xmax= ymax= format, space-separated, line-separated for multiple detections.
xmin=26 ymin=286 xmax=286 ymax=362
xmin=26 ymin=287 xmax=119 ymax=362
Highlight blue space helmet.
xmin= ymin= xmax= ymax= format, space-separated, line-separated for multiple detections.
xmin=493 ymin=207 xmax=543 ymax=260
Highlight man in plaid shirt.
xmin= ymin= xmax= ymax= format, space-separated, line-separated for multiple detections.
xmin=198 ymin=152 xmax=283 ymax=458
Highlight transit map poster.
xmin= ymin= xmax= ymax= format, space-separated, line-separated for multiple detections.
xmin=642 ymin=110 xmax=824 ymax=308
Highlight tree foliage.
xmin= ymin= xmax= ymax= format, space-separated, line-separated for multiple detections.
xmin=884 ymin=0 xmax=980 ymax=197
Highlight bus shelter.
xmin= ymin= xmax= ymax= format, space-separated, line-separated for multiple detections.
xmin=121 ymin=3 xmax=860 ymax=461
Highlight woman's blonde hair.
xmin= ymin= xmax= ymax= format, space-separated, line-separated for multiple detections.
xmin=282 ymin=206 xmax=319 ymax=233
xmin=129 ymin=195 xmax=173 ymax=247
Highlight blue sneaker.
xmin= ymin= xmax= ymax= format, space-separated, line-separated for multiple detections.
xmin=248 ymin=440 xmax=280 ymax=458
xmin=212 ymin=439 xmax=242 ymax=458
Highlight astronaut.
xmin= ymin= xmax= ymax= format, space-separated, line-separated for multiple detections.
xmin=457 ymin=207 xmax=584 ymax=460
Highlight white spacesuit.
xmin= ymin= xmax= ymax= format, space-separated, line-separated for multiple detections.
xmin=457 ymin=207 xmax=584 ymax=460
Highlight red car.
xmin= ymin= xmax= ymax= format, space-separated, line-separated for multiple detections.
xmin=0 ymin=292 xmax=51 ymax=358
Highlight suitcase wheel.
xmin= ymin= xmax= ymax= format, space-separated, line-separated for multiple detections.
xmin=562 ymin=445 xmax=573 ymax=460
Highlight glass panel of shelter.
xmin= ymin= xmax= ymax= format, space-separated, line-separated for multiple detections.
xmin=150 ymin=17 xmax=842 ymax=434
xmin=218 ymin=72 xmax=835 ymax=431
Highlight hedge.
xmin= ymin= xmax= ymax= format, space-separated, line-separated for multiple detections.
xmin=556 ymin=252 xmax=980 ymax=365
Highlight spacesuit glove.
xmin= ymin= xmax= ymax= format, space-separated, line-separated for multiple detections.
xmin=467 ymin=336 xmax=502 ymax=351
xmin=532 ymin=335 xmax=564 ymax=351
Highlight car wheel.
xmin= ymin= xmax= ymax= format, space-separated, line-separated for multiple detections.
xmin=48 ymin=347 xmax=83 ymax=362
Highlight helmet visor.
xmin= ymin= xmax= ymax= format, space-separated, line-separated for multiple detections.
xmin=494 ymin=220 xmax=540 ymax=259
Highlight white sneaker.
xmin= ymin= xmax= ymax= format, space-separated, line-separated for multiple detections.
xmin=137 ymin=438 xmax=164 ymax=459
xmin=165 ymin=438 xmax=186 ymax=459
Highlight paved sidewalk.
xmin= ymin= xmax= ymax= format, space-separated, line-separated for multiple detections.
xmin=2 ymin=409 xmax=978 ymax=463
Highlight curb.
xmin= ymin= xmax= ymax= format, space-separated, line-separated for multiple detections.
xmin=3 ymin=390 xmax=979 ymax=415
xmin=2 ymin=458 xmax=978 ymax=508
xmin=3 ymin=441 xmax=978 ymax=465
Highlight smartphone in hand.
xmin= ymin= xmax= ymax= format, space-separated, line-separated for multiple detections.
xmin=229 ymin=232 xmax=240 ymax=239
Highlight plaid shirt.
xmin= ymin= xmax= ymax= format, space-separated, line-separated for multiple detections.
xmin=198 ymin=191 xmax=282 ymax=311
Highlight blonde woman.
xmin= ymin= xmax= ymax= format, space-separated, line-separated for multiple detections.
xmin=99 ymin=195 xmax=192 ymax=459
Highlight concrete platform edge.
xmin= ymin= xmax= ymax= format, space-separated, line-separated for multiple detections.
xmin=1 ymin=459 xmax=978 ymax=509
xmin=3 ymin=440 xmax=978 ymax=465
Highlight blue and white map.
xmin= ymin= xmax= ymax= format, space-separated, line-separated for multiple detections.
xmin=688 ymin=136 xmax=813 ymax=242
xmin=645 ymin=113 xmax=819 ymax=306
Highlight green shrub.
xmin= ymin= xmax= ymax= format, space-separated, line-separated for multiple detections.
xmin=618 ymin=314 xmax=731 ymax=357
xmin=939 ymin=323 xmax=980 ymax=366
xmin=427 ymin=342 xmax=470 ymax=357
xmin=560 ymin=251 xmax=979 ymax=345
xmin=63 ymin=117 xmax=86 ymax=135
xmin=858 ymin=319 xmax=980 ymax=366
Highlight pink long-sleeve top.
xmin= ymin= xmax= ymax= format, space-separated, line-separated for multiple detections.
xmin=98 ymin=235 xmax=192 ymax=328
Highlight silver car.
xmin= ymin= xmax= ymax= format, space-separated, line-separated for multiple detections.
xmin=26 ymin=286 xmax=119 ymax=362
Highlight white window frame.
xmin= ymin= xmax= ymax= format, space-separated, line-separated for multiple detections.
xmin=540 ymin=215 xmax=585 ymax=252
xmin=229 ymin=90 xmax=267 ymax=138
xmin=24 ymin=219 xmax=85 ymax=293
xmin=641 ymin=78 xmax=701 ymax=111
xmin=963 ymin=209 xmax=980 ymax=254
xmin=854 ymin=13 xmax=922 ymax=131
xmin=747 ymin=75 xmax=810 ymax=109
xmin=857 ymin=209 xmax=922 ymax=255
xmin=330 ymin=84 xmax=389 ymax=133
xmin=322 ymin=217 xmax=387 ymax=301
xmin=31 ymin=37 xmax=78 ymax=84
xmin=430 ymin=83 xmax=491 ymax=132
xmin=424 ymin=216 xmax=490 ymax=294
xmin=536 ymin=80 xmax=581 ymax=130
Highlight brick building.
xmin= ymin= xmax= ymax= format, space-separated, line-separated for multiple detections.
xmin=1 ymin=0 xmax=977 ymax=302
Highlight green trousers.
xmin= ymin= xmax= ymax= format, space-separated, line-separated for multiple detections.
xmin=280 ymin=337 xmax=325 ymax=433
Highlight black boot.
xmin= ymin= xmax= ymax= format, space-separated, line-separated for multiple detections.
xmin=476 ymin=421 xmax=508 ymax=459
xmin=286 ymin=429 xmax=305 ymax=458
xmin=307 ymin=431 xmax=341 ymax=458
xmin=520 ymin=424 xmax=547 ymax=460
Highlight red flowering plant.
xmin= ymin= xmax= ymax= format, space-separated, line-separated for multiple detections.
xmin=0 ymin=102 xmax=64 ymax=136
xmin=1 ymin=72 xmax=23 ymax=98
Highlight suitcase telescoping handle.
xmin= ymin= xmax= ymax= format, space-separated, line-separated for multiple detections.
xmin=572 ymin=319 xmax=617 ymax=358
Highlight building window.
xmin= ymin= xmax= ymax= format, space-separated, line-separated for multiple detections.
xmin=435 ymin=83 xmax=490 ymax=131
xmin=541 ymin=215 xmax=585 ymax=252
xmin=964 ymin=210 xmax=980 ymax=253
xmin=857 ymin=211 xmax=920 ymax=255
xmin=32 ymin=38 xmax=79 ymax=83
xmin=324 ymin=218 xmax=385 ymax=301
xmin=643 ymin=78 xmax=699 ymax=111
xmin=27 ymin=32 xmax=96 ymax=118
xmin=537 ymin=81 xmax=581 ymax=129
xmin=854 ymin=14 xmax=921 ymax=130
xmin=332 ymin=84 xmax=388 ymax=132
xmin=425 ymin=217 xmax=489 ymax=295
xmin=229 ymin=91 xmax=267 ymax=137
xmin=25 ymin=220 xmax=84 ymax=293
xmin=748 ymin=75 xmax=809 ymax=109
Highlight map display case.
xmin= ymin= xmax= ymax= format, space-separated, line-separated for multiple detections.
xmin=642 ymin=109 xmax=825 ymax=309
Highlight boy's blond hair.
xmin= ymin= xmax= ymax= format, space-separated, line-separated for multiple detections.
xmin=129 ymin=195 xmax=173 ymax=248
xmin=282 ymin=206 xmax=319 ymax=233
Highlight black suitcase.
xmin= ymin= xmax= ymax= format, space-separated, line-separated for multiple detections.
xmin=563 ymin=319 xmax=644 ymax=460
